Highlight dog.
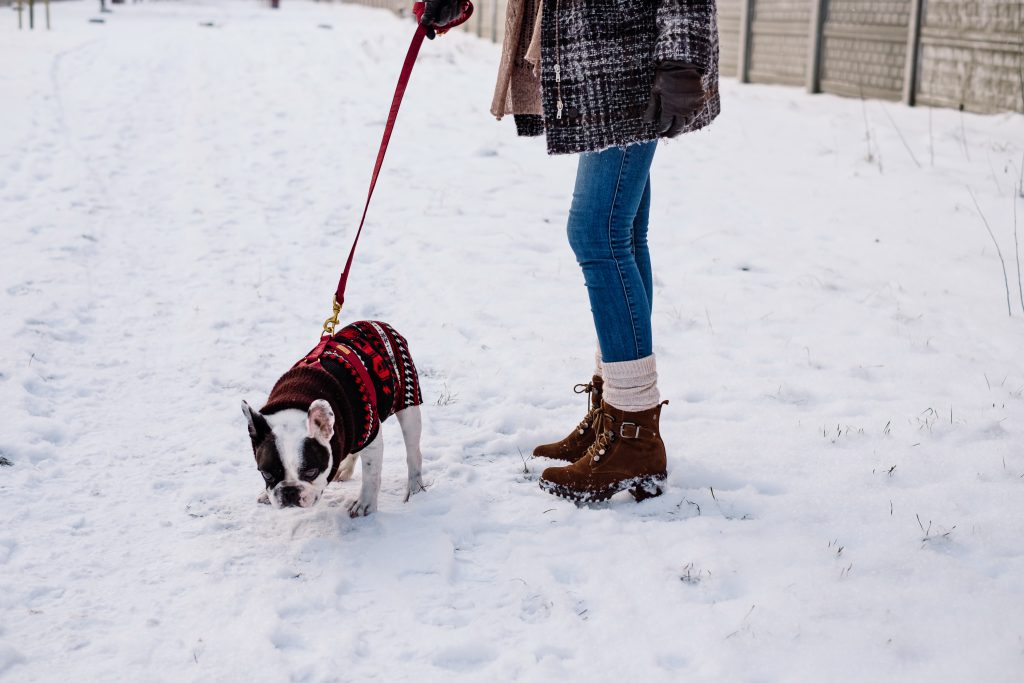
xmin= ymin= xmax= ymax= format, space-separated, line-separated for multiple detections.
xmin=242 ymin=320 xmax=425 ymax=515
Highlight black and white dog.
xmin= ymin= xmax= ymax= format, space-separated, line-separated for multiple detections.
xmin=242 ymin=321 xmax=425 ymax=515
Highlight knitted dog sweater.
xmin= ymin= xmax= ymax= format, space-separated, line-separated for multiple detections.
xmin=261 ymin=321 xmax=423 ymax=472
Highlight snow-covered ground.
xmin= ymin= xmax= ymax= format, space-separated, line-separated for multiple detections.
xmin=2 ymin=1 xmax=1024 ymax=680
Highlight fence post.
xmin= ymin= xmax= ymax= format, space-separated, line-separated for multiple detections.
xmin=902 ymin=0 xmax=924 ymax=105
xmin=17 ymin=0 xmax=23 ymax=30
xmin=738 ymin=0 xmax=754 ymax=82
xmin=806 ymin=0 xmax=828 ymax=93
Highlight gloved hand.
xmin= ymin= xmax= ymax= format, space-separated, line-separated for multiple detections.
xmin=644 ymin=60 xmax=706 ymax=138
xmin=419 ymin=0 xmax=464 ymax=39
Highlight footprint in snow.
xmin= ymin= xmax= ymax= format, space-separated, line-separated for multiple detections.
xmin=519 ymin=592 xmax=552 ymax=624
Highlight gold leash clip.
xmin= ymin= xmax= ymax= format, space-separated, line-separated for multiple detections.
xmin=321 ymin=296 xmax=342 ymax=337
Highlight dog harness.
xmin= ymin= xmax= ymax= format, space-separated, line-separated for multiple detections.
xmin=261 ymin=321 xmax=423 ymax=468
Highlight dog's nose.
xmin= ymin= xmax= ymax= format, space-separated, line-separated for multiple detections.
xmin=279 ymin=486 xmax=302 ymax=507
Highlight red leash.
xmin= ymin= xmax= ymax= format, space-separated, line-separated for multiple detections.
xmin=322 ymin=0 xmax=473 ymax=337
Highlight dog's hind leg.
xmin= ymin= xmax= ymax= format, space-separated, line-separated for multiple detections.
xmin=347 ymin=434 xmax=383 ymax=518
xmin=396 ymin=406 xmax=425 ymax=501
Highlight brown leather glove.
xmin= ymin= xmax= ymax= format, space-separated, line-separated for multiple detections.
xmin=644 ymin=60 xmax=706 ymax=138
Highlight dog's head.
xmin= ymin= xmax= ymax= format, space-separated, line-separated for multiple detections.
xmin=241 ymin=399 xmax=335 ymax=508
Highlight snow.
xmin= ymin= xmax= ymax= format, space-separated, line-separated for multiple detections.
xmin=2 ymin=1 xmax=1023 ymax=680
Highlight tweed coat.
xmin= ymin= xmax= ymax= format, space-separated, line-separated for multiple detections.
xmin=495 ymin=0 xmax=720 ymax=155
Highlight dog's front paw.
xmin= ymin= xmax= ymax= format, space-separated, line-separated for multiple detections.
xmin=257 ymin=490 xmax=271 ymax=505
xmin=404 ymin=475 xmax=426 ymax=502
xmin=346 ymin=498 xmax=376 ymax=518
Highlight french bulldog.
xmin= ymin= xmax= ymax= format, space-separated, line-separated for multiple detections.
xmin=242 ymin=320 xmax=425 ymax=515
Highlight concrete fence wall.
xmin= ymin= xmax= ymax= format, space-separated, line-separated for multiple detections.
xmin=338 ymin=0 xmax=1023 ymax=114
xmin=730 ymin=0 xmax=1023 ymax=113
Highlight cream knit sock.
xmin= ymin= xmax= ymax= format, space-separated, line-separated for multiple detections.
xmin=601 ymin=354 xmax=660 ymax=411
xmin=594 ymin=348 xmax=603 ymax=378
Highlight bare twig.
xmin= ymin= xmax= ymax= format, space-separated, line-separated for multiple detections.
xmin=1018 ymin=151 xmax=1024 ymax=198
xmin=1015 ymin=195 xmax=1024 ymax=314
xmin=957 ymin=52 xmax=974 ymax=162
xmin=967 ymin=188 xmax=1014 ymax=316
xmin=928 ymin=107 xmax=935 ymax=167
xmin=987 ymin=150 xmax=1003 ymax=194
xmin=517 ymin=448 xmax=529 ymax=474
xmin=959 ymin=109 xmax=971 ymax=162
xmin=880 ymin=103 xmax=921 ymax=168
xmin=435 ymin=382 xmax=458 ymax=406
xmin=860 ymin=91 xmax=882 ymax=173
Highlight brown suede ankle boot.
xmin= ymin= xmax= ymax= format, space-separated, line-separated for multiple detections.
xmin=538 ymin=400 xmax=668 ymax=503
xmin=532 ymin=376 xmax=604 ymax=462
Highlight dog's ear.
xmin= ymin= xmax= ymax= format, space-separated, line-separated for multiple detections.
xmin=307 ymin=399 xmax=335 ymax=444
xmin=242 ymin=400 xmax=272 ymax=445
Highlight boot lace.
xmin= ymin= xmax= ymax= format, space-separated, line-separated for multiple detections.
xmin=573 ymin=381 xmax=595 ymax=397
xmin=573 ymin=382 xmax=599 ymax=435
xmin=585 ymin=413 xmax=616 ymax=463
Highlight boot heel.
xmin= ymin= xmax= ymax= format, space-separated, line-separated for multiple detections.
xmin=629 ymin=476 xmax=666 ymax=502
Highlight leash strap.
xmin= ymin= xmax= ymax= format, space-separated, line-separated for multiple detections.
xmin=327 ymin=1 xmax=472 ymax=332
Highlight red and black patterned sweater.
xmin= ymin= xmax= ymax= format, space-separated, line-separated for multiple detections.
xmin=261 ymin=321 xmax=422 ymax=472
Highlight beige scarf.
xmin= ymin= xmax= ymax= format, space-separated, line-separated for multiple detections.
xmin=490 ymin=0 xmax=544 ymax=119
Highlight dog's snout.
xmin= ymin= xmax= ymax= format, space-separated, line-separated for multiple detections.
xmin=279 ymin=486 xmax=302 ymax=507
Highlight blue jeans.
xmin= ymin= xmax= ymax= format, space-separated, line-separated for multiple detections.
xmin=567 ymin=141 xmax=657 ymax=363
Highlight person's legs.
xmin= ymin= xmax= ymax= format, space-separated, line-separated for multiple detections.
xmin=540 ymin=141 xmax=668 ymax=501
xmin=632 ymin=176 xmax=654 ymax=310
xmin=592 ymin=175 xmax=651 ymax=380
xmin=567 ymin=141 xmax=657 ymax=364
xmin=567 ymin=141 xmax=660 ymax=411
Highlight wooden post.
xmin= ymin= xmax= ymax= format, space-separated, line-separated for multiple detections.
xmin=902 ymin=0 xmax=925 ymax=105
xmin=806 ymin=0 xmax=828 ymax=93
xmin=16 ymin=0 xmax=23 ymax=30
xmin=45 ymin=0 xmax=50 ymax=30
xmin=29 ymin=0 xmax=34 ymax=30
xmin=738 ymin=0 xmax=754 ymax=82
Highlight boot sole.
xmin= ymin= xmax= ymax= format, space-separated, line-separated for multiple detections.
xmin=539 ymin=474 xmax=667 ymax=504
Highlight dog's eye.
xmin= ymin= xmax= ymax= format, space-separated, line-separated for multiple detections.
xmin=300 ymin=468 xmax=319 ymax=481
xmin=261 ymin=471 xmax=274 ymax=483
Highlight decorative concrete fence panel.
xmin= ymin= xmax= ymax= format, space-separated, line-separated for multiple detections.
xmin=717 ymin=0 xmax=745 ymax=77
xmin=917 ymin=0 xmax=1024 ymax=113
xmin=748 ymin=0 xmax=815 ymax=86
xmin=818 ymin=0 xmax=913 ymax=101
xmin=462 ymin=0 xmax=506 ymax=42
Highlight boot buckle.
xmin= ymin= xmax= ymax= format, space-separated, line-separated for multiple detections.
xmin=620 ymin=422 xmax=641 ymax=439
